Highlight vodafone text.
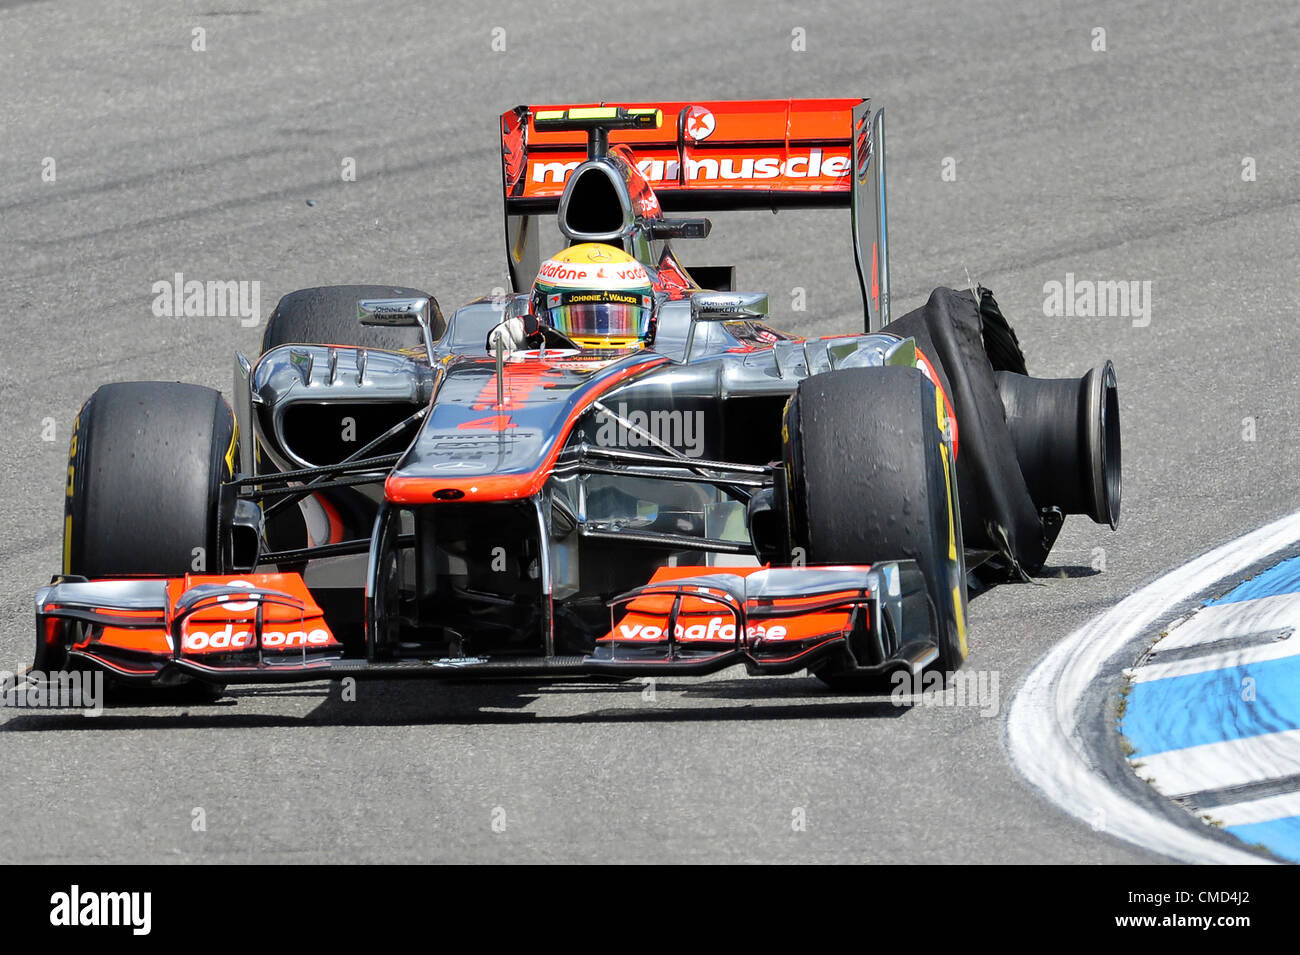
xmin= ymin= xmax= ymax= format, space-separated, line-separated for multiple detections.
xmin=617 ymin=618 xmax=787 ymax=642
xmin=182 ymin=624 xmax=332 ymax=652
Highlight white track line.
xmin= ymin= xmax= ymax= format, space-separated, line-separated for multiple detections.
xmin=1157 ymin=591 xmax=1300 ymax=652
xmin=1129 ymin=638 xmax=1300 ymax=683
xmin=1134 ymin=729 xmax=1300 ymax=798
xmin=1210 ymin=791 xmax=1300 ymax=828
xmin=1006 ymin=508 xmax=1300 ymax=864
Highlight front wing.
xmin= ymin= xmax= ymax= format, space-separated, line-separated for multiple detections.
xmin=32 ymin=563 xmax=939 ymax=686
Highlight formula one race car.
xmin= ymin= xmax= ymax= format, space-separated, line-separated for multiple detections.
xmin=34 ymin=99 xmax=1121 ymax=695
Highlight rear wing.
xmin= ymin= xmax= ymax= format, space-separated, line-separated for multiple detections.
xmin=500 ymin=98 xmax=891 ymax=331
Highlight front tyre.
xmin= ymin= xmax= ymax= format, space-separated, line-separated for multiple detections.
xmin=56 ymin=382 xmax=236 ymax=699
xmin=64 ymin=381 xmax=235 ymax=578
xmin=783 ymin=365 xmax=968 ymax=682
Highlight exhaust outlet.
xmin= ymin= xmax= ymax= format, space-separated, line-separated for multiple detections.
xmin=994 ymin=361 xmax=1121 ymax=529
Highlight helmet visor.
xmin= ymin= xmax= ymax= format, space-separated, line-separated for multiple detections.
xmin=540 ymin=290 xmax=652 ymax=341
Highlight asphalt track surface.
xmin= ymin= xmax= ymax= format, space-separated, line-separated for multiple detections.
xmin=1 ymin=0 xmax=1297 ymax=864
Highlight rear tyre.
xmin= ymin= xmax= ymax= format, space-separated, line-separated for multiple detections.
xmin=977 ymin=287 xmax=1029 ymax=375
xmin=783 ymin=366 xmax=968 ymax=687
xmin=257 ymin=284 xmax=441 ymax=555
xmin=260 ymin=284 xmax=442 ymax=354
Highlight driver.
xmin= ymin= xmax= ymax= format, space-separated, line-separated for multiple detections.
xmin=488 ymin=243 xmax=656 ymax=354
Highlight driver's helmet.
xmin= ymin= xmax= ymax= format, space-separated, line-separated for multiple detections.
xmin=531 ymin=243 xmax=655 ymax=349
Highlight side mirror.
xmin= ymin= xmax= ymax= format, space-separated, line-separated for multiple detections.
xmin=649 ymin=218 xmax=712 ymax=240
xmin=358 ymin=297 xmax=435 ymax=356
xmin=685 ymin=291 xmax=771 ymax=362
xmin=689 ymin=291 xmax=769 ymax=322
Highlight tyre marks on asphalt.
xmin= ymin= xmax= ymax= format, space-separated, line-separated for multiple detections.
xmin=1122 ymin=555 xmax=1300 ymax=862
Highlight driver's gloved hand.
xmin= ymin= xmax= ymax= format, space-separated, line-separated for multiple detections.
xmin=486 ymin=315 xmax=530 ymax=354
